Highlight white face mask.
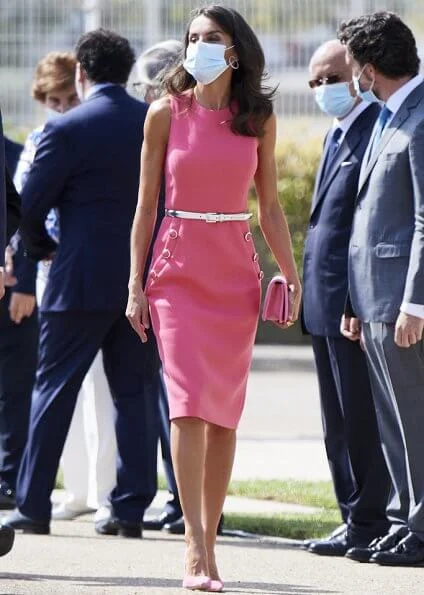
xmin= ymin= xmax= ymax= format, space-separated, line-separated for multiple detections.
xmin=45 ymin=108 xmax=63 ymax=121
xmin=183 ymin=41 xmax=235 ymax=85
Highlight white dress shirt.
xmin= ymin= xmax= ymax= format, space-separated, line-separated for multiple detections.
xmin=379 ymin=75 xmax=424 ymax=319
xmin=333 ymin=99 xmax=370 ymax=141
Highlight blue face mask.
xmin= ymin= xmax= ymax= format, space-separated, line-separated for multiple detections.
xmin=314 ymin=82 xmax=356 ymax=118
xmin=352 ymin=65 xmax=381 ymax=104
xmin=183 ymin=41 xmax=234 ymax=85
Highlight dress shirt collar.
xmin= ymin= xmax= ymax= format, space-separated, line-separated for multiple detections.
xmin=85 ymin=82 xmax=122 ymax=100
xmin=385 ymin=74 xmax=424 ymax=117
xmin=332 ymin=100 xmax=369 ymax=140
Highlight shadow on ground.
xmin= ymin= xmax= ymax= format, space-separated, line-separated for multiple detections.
xmin=0 ymin=572 xmax=337 ymax=594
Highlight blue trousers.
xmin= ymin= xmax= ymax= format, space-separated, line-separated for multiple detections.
xmin=311 ymin=335 xmax=390 ymax=540
xmin=0 ymin=290 xmax=38 ymax=489
xmin=16 ymin=310 xmax=159 ymax=522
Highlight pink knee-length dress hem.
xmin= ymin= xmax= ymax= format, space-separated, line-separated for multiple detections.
xmin=145 ymin=94 xmax=262 ymax=429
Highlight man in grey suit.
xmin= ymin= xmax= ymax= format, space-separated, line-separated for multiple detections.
xmin=339 ymin=12 xmax=424 ymax=566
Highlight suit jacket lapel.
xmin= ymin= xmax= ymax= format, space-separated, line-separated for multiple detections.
xmin=311 ymin=133 xmax=330 ymax=209
xmin=311 ymin=126 xmax=361 ymax=216
xmin=357 ymin=82 xmax=424 ymax=196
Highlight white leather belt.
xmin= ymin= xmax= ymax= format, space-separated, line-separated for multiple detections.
xmin=165 ymin=209 xmax=252 ymax=223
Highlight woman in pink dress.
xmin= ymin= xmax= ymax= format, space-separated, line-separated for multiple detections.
xmin=127 ymin=5 xmax=301 ymax=591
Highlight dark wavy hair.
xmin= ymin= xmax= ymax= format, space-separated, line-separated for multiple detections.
xmin=164 ymin=4 xmax=276 ymax=137
xmin=338 ymin=12 xmax=420 ymax=78
xmin=76 ymin=28 xmax=135 ymax=85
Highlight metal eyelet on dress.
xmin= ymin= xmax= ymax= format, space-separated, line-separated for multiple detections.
xmin=258 ymin=271 xmax=264 ymax=280
xmin=253 ymin=253 xmax=259 ymax=262
xmin=244 ymin=232 xmax=252 ymax=241
xmin=150 ymin=270 xmax=157 ymax=279
xmin=163 ymin=249 xmax=171 ymax=259
xmin=169 ymin=229 xmax=178 ymax=239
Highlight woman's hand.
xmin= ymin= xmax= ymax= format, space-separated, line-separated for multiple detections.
xmin=126 ymin=280 xmax=150 ymax=343
xmin=273 ymin=278 xmax=302 ymax=330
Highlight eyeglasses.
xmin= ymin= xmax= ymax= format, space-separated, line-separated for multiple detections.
xmin=308 ymin=75 xmax=341 ymax=89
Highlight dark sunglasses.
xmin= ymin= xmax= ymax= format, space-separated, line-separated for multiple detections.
xmin=308 ymin=74 xmax=341 ymax=89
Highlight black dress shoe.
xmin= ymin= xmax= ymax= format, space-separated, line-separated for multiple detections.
xmin=95 ymin=516 xmax=142 ymax=538
xmin=346 ymin=527 xmax=408 ymax=563
xmin=164 ymin=514 xmax=224 ymax=536
xmin=371 ymin=532 xmax=424 ymax=566
xmin=3 ymin=509 xmax=50 ymax=535
xmin=0 ymin=525 xmax=15 ymax=556
xmin=143 ymin=509 xmax=182 ymax=531
xmin=301 ymin=523 xmax=346 ymax=550
xmin=308 ymin=530 xmax=369 ymax=557
xmin=0 ymin=481 xmax=16 ymax=510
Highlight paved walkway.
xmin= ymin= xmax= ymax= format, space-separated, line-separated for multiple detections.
xmin=3 ymin=346 xmax=419 ymax=594
xmin=2 ymin=522 xmax=424 ymax=594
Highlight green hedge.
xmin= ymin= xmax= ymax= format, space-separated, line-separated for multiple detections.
xmin=250 ymin=139 xmax=321 ymax=343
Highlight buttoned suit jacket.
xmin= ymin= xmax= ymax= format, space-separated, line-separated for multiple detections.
xmin=302 ymin=103 xmax=380 ymax=336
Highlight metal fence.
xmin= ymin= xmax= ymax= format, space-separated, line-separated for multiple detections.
xmin=1 ymin=0 xmax=423 ymax=134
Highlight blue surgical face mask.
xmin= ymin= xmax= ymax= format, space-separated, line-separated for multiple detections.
xmin=314 ymin=81 xmax=356 ymax=118
xmin=183 ymin=41 xmax=235 ymax=85
xmin=352 ymin=65 xmax=381 ymax=104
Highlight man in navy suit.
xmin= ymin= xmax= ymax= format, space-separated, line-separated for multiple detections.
xmin=0 ymin=125 xmax=23 ymax=558
xmin=4 ymin=29 xmax=159 ymax=538
xmin=0 ymin=138 xmax=38 ymax=512
xmin=4 ymin=138 xmax=22 ymax=178
xmin=302 ymin=40 xmax=390 ymax=556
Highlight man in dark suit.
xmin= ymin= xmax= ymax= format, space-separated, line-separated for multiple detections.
xmin=302 ymin=40 xmax=390 ymax=556
xmin=0 ymin=138 xmax=38 ymax=512
xmin=4 ymin=138 xmax=22 ymax=178
xmin=4 ymin=29 xmax=159 ymax=538
xmin=0 ymin=126 xmax=23 ymax=558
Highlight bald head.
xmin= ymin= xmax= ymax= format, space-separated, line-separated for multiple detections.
xmin=309 ymin=39 xmax=353 ymax=86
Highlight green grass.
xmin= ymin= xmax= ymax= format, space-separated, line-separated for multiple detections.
xmin=224 ymin=478 xmax=339 ymax=539
xmin=160 ymin=477 xmax=340 ymax=539
xmin=224 ymin=510 xmax=341 ymax=540
xmin=56 ymin=473 xmax=340 ymax=539
xmin=226 ymin=479 xmax=337 ymax=510
xmin=158 ymin=476 xmax=338 ymax=510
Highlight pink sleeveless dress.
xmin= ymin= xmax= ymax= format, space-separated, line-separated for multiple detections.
xmin=145 ymin=94 xmax=261 ymax=429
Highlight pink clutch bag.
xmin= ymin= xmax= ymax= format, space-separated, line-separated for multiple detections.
xmin=262 ymin=275 xmax=290 ymax=324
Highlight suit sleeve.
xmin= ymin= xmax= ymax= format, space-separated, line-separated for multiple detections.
xmin=20 ymin=122 xmax=71 ymax=261
xmin=11 ymin=236 xmax=37 ymax=295
xmin=5 ymin=167 xmax=21 ymax=244
xmin=403 ymin=120 xmax=424 ymax=304
xmin=0 ymin=111 xmax=6 ymax=266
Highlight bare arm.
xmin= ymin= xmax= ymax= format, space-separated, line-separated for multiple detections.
xmin=126 ymin=97 xmax=171 ymax=341
xmin=254 ymin=113 xmax=302 ymax=322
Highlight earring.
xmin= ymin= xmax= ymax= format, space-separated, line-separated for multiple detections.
xmin=229 ymin=56 xmax=239 ymax=70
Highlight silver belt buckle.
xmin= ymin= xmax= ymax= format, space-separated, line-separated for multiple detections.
xmin=205 ymin=212 xmax=220 ymax=223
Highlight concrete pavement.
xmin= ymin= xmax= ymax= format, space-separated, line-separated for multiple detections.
xmin=5 ymin=345 xmax=417 ymax=595
xmin=2 ymin=521 xmax=424 ymax=594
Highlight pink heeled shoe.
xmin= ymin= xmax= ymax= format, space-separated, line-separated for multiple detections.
xmin=207 ymin=579 xmax=224 ymax=592
xmin=182 ymin=575 xmax=212 ymax=591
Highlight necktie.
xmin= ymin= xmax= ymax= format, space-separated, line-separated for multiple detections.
xmin=321 ymin=127 xmax=342 ymax=181
xmin=368 ymin=105 xmax=392 ymax=160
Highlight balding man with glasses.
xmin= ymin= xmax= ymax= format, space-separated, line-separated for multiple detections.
xmin=301 ymin=39 xmax=390 ymax=557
